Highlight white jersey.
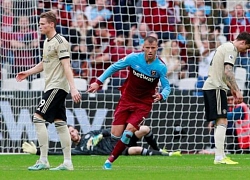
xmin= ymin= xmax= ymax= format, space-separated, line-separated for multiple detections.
xmin=42 ymin=34 xmax=70 ymax=93
xmin=203 ymin=42 xmax=238 ymax=90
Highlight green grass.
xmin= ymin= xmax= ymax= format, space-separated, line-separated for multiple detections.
xmin=0 ymin=154 xmax=250 ymax=180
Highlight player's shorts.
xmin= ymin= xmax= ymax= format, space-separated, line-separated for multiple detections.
xmin=113 ymin=98 xmax=152 ymax=130
xmin=35 ymin=88 xmax=68 ymax=123
xmin=203 ymin=89 xmax=228 ymax=121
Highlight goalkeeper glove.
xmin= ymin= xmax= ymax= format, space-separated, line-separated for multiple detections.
xmin=22 ymin=142 xmax=37 ymax=154
xmin=92 ymin=134 xmax=103 ymax=146
xmin=86 ymin=134 xmax=103 ymax=150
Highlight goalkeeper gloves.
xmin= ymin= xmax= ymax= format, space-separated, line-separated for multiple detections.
xmin=22 ymin=142 xmax=37 ymax=154
xmin=92 ymin=134 xmax=103 ymax=146
xmin=86 ymin=134 xmax=103 ymax=150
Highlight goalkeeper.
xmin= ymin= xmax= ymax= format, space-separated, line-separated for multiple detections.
xmin=22 ymin=125 xmax=181 ymax=156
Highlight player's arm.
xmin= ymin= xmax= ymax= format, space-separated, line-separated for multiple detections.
xmin=58 ymin=40 xmax=81 ymax=103
xmin=97 ymin=55 xmax=132 ymax=83
xmin=224 ymin=63 xmax=243 ymax=103
xmin=88 ymin=53 xmax=134 ymax=92
xmin=61 ymin=58 xmax=81 ymax=103
xmin=158 ymin=66 xmax=171 ymax=101
xmin=16 ymin=61 xmax=43 ymax=81
xmin=224 ymin=63 xmax=240 ymax=92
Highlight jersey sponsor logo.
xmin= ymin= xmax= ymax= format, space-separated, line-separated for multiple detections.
xmin=43 ymin=59 xmax=50 ymax=63
xmin=60 ymin=49 xmax=68 ymax=53
xmin=132 ymin=69 xmax=155 ymax=82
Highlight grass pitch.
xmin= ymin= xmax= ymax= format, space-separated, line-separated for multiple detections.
xmin=0 ymin=154 xmax=250 ymax=180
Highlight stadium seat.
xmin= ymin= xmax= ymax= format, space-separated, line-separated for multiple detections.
xmin=178 ymin=78 xmax=197 ymax=90
xmin=30 ymin=78 xmax=45 ymax=91
xmin=74 ymin=78 xmax=87 ymax=91
xmin=2 ymin=78 xmax=29 ymax=91
xmin=235 ymin=67 xmax=247 ymax=91
xmin=1 ymin=68 xmax=7 ymax=80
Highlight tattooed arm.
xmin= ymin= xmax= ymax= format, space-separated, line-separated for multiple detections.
xmin=224 ymin=64 xmax=243 ymax=103
xmin=224 ymin=64 xmax=239 ymax=91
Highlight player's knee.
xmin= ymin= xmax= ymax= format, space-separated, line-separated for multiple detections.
xmin=33 ymin=115 xmax=45 ymax=123
xmin=121 ymin=130 xmax=133 ymax=145
xmin=139 ymin=126 xmax=150 ymax=135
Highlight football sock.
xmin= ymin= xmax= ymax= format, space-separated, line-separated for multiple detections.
xmin=108 ymin=140 xmax=127 ymax=163
xmin=214 ymin=124 xmax=227 ymax=160
xmin=55 ymin=121 xmax=72 ymax=165
xmin=144 ymin=130 xmax=159 ymax=151
xmin=33 ymin=116 xmax=48 ymax=163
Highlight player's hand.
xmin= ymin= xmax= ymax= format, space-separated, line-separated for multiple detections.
xmin=231 ymin=90 xmax=243 ymax=104
xmin=87 ymin=82 xmax=100 ymax=93
xmin=22 ymin=142 xmax=37 ymax=154
xmin=16 ymin=71 xmax=29 ymax=82
xmin=153 ymin=93 xmax=163 ymax=102
xmin=71 ymin=88 xmax=81 ymax=103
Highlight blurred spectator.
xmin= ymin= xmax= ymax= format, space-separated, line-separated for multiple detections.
xmin=130 ymin=23 xmax=150 ymax=50
xmin=29 ymin=1 xmax=45 ymax=31
xmin=69 ymin=13 xmax=91 ymax=79
xmin=193 ymin=16 xmax=216 ymax=96
xmin=0 ymin=0 xmax=14 ymax=77
xmin=229 ymin=4 xmax=250 ymax=41
xmin=222 ymin=6 xmax=234 ymax=40
xmin=49 ymin=1 xmax=72 ymax=35
xmin=160 ymin=40 xmax=182 ymax=88
xmin=89 ymin=22 xmax=134 ymax=90
xmin=174 ymin=0 xmax=181 ymax=23
xmin=112 ymin=0 xmax=138 ymax=36
xmin=1 ymin=0 xmax=14 ymax=32
xmin=176 ymin=23 xmax=188 ymax=73
xmin=228 ymin=4 xmax=250 ymax=89
xmin=183 ymin=0 xmax=211 ymax=18
xmin=142 ymin=0 xmax=176 ymax=44
xmin=180 ymin=2 xmax=219 ymax=77
xmin=89 ymin=0 xmax=112 ymax=27
xmin=88 ymin=22 xmax=115 ymax=86
xmin=70 ymin=0 xmax=92 ymax=25
xmin=10 ymin=16 xmax=39 ymax=80
xmin=51 ymin=7 xmax=69 ymax=36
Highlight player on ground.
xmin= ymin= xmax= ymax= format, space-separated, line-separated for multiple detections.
xmin=22 ymin=125 xmax=181 ymax=156
xmin=88 ymin=36 xmax=171 ymax=169
xmin=202 ymin=32 xmax=250 ymax=165
xmin=16 ymin=11 xmax=81 ymax=171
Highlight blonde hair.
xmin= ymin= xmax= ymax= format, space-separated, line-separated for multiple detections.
xmin=160 ymin=41 xmax=180 ymax=63
xmin=40 ymin=11 xmax=57 ymax=28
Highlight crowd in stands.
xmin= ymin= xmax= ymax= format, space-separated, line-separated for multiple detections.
xmin=1 ymin=0 xmax=250 ymax=93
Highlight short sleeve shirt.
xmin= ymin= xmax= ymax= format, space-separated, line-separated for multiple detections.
xmin=203 ymin=42 xmax=238 ymax=90
xmin=42 ymin=34 xmax=70 ymax=93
